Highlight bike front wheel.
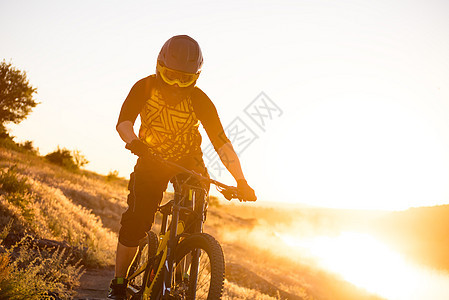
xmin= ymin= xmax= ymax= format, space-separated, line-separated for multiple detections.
xmin=151 ymin=233 xmax=225 ymax=300
xmin=127 ymin=230 xmax=159 ymax=299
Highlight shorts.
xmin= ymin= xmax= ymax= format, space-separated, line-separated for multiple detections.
xmin=118 ymin=155 xmax=209 ymax=247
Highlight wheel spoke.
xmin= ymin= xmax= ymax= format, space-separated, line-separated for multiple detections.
xmin=168 ymin=234 xmax=224 ymax=300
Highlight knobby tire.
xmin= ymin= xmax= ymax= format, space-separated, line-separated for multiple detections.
xmin=127 ymin=231 xmax=159 ymax=298
xmin=149 ymin=233 xmax=225 ymax=300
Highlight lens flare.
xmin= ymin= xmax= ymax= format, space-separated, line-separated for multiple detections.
xmin=276 ymin=231 xmax=449 ymax=300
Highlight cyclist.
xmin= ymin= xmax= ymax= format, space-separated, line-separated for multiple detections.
xmin=108 ymin=35 xmax=257 ymax=299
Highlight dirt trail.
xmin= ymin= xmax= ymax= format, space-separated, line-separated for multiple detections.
xmin=74 ymin=266 xmax=115 ymax=300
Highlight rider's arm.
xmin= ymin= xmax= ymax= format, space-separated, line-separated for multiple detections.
xmin=191 ymin=88 xmax=257 ymax=200
xmin=218 ymin=141 xmax=256 ymax=201
xmin=116 ymin=120 xmax=139 ymax=144
xmin=216 ymin=142 xmax=245 ymax=181
xmin=191 ymin=87 xmax=230 ymax=149
xmin=218 ymin=142 xmax=257 ymax=201
xmin=191 ymin=88 xmax=245 ymax=182
xmin=116 ymin=77 xmax=151 ymax=144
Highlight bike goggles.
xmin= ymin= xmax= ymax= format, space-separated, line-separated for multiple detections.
xmin=157 ymin=62 xmax=200 ymax=87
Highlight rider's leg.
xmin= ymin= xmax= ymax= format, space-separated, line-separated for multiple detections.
xmin=115 ymin=242 xmax=138 ymax=278
xmin=115 ymin=158 xmax=172 ymax=277
xmin=109 ymin=158 xmax=172 ymax=299
xmin=109 ymin=243 xmax=137 ymax=299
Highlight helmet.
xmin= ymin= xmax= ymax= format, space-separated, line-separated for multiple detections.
xmin=157 ymin=35 xmax=203 ymax=74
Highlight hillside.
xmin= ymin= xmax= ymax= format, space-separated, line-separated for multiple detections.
xmin=0 ymin=144 xmax=385 ymax=299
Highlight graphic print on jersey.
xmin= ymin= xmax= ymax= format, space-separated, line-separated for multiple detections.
xmin=139 ymin=87 xmax=202 ymax=161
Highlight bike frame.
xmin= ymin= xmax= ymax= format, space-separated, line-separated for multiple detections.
xmin=162 ymin=180 xmax=206 ymax=299
xmin=126 ymin=154 xmax=244 ymax=299
xmin=127 ymin=174 xmax=208 ymax=299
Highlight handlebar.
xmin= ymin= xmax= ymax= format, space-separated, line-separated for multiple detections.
xmin=142 ymin=152 xmax=247 ymax=202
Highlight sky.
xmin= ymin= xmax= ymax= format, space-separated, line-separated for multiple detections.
xmin=1 ymin=0 xmax=449 ymax=210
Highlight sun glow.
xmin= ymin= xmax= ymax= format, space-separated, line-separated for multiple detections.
xmin=277 ymin=231 xmax=449 ymax=300
xmin=271 ymin=89 xmax=449 ymax=211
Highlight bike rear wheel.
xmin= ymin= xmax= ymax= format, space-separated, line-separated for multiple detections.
xmin=150 ymin=233 xmax=225 ymax=300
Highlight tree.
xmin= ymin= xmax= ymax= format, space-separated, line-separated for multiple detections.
xmin=0 ymin=60 xmax=39 ymax=132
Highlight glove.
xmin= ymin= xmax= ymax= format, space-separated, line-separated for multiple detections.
xmin=125 ymin=139 xmax=149 ymax=157
xmin=237 ymin=179 xmax=257 ymax=202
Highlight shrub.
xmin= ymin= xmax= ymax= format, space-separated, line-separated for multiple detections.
xmin=72 ymin=149 xmax=89 ymax=169
xmin=0 ymin=128 xmax=38 ymax=154
xmin=17 ymin=140 xmax=38 ymax=154
xmin=0 ymin=166 xmax=29 ymax=194
xmin=0 ymin=125 xmax=9 ymax=139
xmin=0 ymin=166 xmax=35 ymax=223
xmin=106 ymin=170 xmax=120 ymax=181
xmin=208 ymin=195 xmax=222 ymax=207
xmin=45 ymin=147 xmax=88 ymax=170
xmin=0 ymin=233 xmax=83 ymax=300
xmin=0 ymin=135 xmax=21 ymax=153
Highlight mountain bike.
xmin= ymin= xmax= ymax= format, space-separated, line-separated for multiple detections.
xmin=125 ymin=156 xmax=248 ymax=300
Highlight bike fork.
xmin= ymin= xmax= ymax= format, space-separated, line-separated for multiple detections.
xmin=161 ymin=206 xmax=180 ymax=299
xmin=188 ymin=248 xmax=200 ymax=298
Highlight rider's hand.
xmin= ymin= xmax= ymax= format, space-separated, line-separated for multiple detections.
xmin=125 ymin=139 xmax=149 ymax=157
xmin=237 ymin=179 xmax=257 ymax=201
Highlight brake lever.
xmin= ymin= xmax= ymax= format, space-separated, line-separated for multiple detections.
xmin=221 ymin=189 xmax=234 ymax=201
xmin=219 ymin=186 xmax=245 ymax=202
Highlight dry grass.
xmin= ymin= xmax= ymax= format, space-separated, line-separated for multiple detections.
xmin=223 ymin=280 xmax=281 ymax=300
xmin=0 ymin=147 xmax=121 ymax=267
xmin=0 ymin=232 xmax=84 ymax=299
